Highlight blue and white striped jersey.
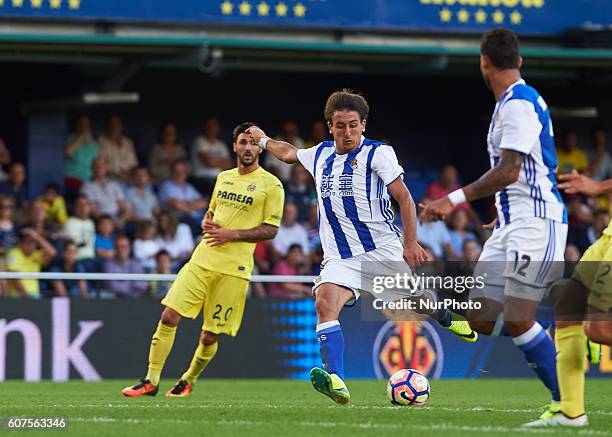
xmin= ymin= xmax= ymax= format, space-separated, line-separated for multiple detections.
xmin=487 ymin=79 xmax=568 ymax=227
xmin=296 ymin=137 xmax=403 ymax=260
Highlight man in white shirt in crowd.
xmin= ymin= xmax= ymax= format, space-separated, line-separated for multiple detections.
xmin=81 ymin=157 xmax=131 ymax=227
xmin=190 ymin=117 xmax=232 ymax=195
xmin=64 ymin=194 xmax=96 ymax=261
xmin=271 ymin=202 xmax=310 ymax=257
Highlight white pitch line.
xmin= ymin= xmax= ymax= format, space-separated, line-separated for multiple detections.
xmin=16 ymin=403 xmax=612 ymax=417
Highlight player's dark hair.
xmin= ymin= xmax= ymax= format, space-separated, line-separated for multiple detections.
xmin=233 ymin=122 xmax=258 ymax=143
xmin=480 ymin=28 xmax=520 ymax=70
xmin=324 ymin=89 xmax=369 ymax=122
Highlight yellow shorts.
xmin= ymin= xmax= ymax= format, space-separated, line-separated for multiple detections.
xmin=573 ymin=234 xmax=612 ymax=313
xmin=161 ymin=261 xmax=249 ymax=336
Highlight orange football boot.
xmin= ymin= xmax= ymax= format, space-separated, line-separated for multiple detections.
xmin=121 ymin=379 xmax=159 ymax=397
xmin=166 ymin=380 xmax=193 ymax=398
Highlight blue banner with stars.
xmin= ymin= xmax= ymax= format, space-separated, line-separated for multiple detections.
xmin=0 ymin=0 xmax=611 ymax=35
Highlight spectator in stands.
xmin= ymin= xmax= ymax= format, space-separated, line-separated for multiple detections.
xmin=125 ymin=167 xmax=159 ymax=223
xmin=98 ymin=115 xmax=139 ymax=181
xmin=416 ymin=197 xmax=455 ymax=259
xmin=155 ymin=211 xmax=194 ymax=266
xmin=64 ymin=194 xmax=96 ymax=261
xmin=588 ymin=127 xmax=612 ymax=181
xmin=305 ymin=120 xmax=327 ymax=148
xmin=158 ymin=159 xmax=208 ymax=233
xmin=64 ymin=115 xmax=99 ymax=194
xmin=21 ymin=200 xmax=61 ymax=250
xmin=557 ymin=130 xmax=588 ymax=174
xmin=0 ymin=195 xmax=18 ymax=258
xmin=267 ymin=244 xmax=313 ymax=299
xmin=266 ymin=120 xmax=305 ymax=181
xmin=587 ymin=209 xmax=610 ymax=246
xmin=271 ymin=202 xmax=310 ymax=258
xmin=6 ymin=228 xmax=56 ymax=298
xmin=103 ymin=234 xmax=148 ymax=298
xmin=49 ymin=241 xmax=89 ymax=299
xmin=38 ymin=182 xmax=68 ymax=226
xmin=81 ymin=157 xmax=131 ymax=226
xmin=426 ymin=164 xmax=474 ymax=213
xmin=306 ymin=203 xmax=321 ymax=253
xmin=133 ymin=220 xmax=162 ymax=271
xmin=148 ymin=122 xmax=187 ymax=182
xmin=190 ymin=117 xmax=232 ymax=195
xmin=149 ymin=249 xmax=174 ymax=299
xmin=285 ymin=165 xmax=315 ymax=223
xmin=254 ymin=241 xmax=272 ymax=274
xmin=447 ymin=209 xmax=478 ymax=258
xmin=0 ymin=195 xmax=17 ymax=295
xmin=95 ymin=215 xmax=115 ymax=263
xmin=0 ymin=162 xmax=28 ymax=216
xmin=462 ymin=239 xmax=482 ymax=263
xmin=0 ymin=137 xmax=12 ymax=182
xmin=566 ymin=194 xmax=593 ymax=227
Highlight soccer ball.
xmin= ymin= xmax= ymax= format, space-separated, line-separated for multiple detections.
xmin=386 ymin=369 xmax=430 ymax=406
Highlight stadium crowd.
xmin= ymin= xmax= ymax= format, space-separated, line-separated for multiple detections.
xmin=0 ymin=116 xmax=610 ymax=299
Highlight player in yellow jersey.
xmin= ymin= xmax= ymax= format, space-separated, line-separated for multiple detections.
xmin=122 ymin=122 xmax=284 ymax=398
xmin=526 ymin=170 xmax=612 ymax=427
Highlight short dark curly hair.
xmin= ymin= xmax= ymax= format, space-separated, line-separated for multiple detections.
xmin=232 ymin=121 xmax=258 ymax=142
xmin=324 ymin=89 xmax=369 ymax=122
xmin=481 ymin=28 xmax=520 ymax=70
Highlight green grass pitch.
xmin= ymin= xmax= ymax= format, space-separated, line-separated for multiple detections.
xmin=1 ymin=379 xmax=611 ymax=436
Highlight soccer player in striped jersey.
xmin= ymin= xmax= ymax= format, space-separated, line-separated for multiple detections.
xmin=421 ymin=28 xmax=567 ymax=423
xmin=247 ymin=89 xmax=477 ymax=405
xmin=526 ymin=170 xmax=612 ymax=427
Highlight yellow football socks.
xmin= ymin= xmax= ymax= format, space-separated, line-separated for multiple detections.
xmin=182 ymin=342 xmax=219 ymax=384
xmin=145 ymin=322 xmax=177 ymax=386
xmin=556 ymin=324 xmax=586 ymax=418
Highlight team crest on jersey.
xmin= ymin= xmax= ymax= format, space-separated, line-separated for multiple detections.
xmin=246 ymin=183 xmax=256 ymax=192
xmin=350 ymin=159 xmax=358 ymax=169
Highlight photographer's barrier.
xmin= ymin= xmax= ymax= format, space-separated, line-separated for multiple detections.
xmin=0 ymin=272 xmax=610 ymax=381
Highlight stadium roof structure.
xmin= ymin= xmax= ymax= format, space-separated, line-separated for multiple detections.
xmin=1 ymin=26 xmax=612 ymax=79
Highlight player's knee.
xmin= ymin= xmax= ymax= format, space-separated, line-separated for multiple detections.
xmin=468 ymin=320 xmax=494 ymax=335
xmin=200 ymin=331 xmax=219 ymax=346
xmin=160 ymin=307 xmax=181 ymax=327
xmin=504 ymin=320 xmax=534 ymax=338
xmin=315 ymin=296 xmax=335 ymax=319
xmin=585 ymin=322 xmax=612 ymax=346
xmin=553 ymin=280 xmax=588 ymax=321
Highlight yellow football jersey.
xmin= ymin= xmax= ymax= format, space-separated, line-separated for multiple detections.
xmin=604 ymin=221 xmax=612 ymax=237
xmin=190 ymin=166 xmax=284 ymax=280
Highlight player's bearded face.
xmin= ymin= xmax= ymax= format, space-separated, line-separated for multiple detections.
xmin=234 ymin=134 xmax=259 ymax=167
xmin=329 ymin=110 xmax=366 ymax=153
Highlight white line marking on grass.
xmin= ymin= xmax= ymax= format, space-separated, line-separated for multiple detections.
xmin=13 ymin=403 xmax=612 ymax=417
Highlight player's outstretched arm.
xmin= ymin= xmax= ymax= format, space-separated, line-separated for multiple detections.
xmin=246 ymin=126 xmax=299 ymax=164
xmin=420 ymin=149 xmax=523 ymax=222
xmin=558 ymin=170 xmax=612 ymax=196
xmin=388 ymin=178 xmax=428 ymax=269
